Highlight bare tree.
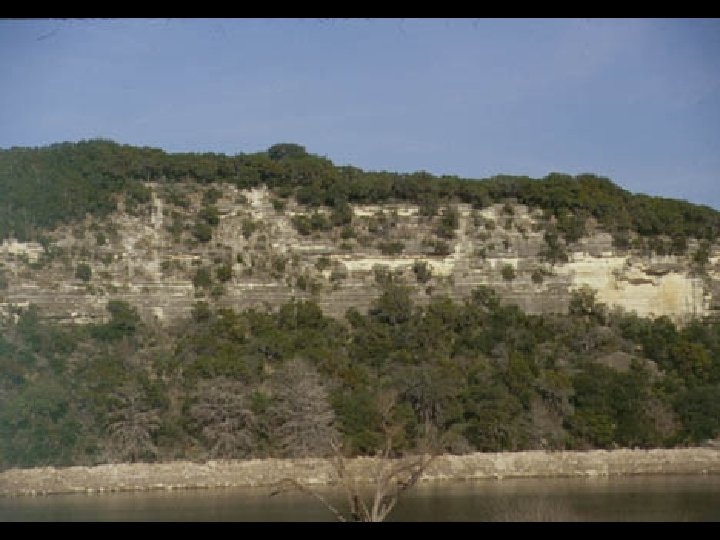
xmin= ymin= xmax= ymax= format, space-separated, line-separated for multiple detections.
xmin=105 ymin=383 xmax=160 ymax=462
xmin=272 ymin=391 xmax=436 ymax=522
xmin=267 ymin=358 xmax=339 ymax=458
xmin=190 ymin=377 xmax=257 ymax=458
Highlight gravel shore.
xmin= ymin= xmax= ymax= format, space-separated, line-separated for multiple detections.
xmin=1 ymin=448 xmax=718 ymax=497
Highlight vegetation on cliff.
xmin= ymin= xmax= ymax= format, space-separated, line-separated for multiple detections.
xmin=1 ymin=286 xmax=719 ymax=470
xmin=1 ymin=140 xmax=718 ymax=250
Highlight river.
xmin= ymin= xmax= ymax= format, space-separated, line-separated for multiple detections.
xmin=1 ymin=474 xmax=719 ymax=521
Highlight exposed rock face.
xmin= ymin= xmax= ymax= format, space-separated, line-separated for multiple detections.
xmin=0 ymin=184 xmax=717 ymax=326
xmin=1 ymin=449 xmax=718 ymax=497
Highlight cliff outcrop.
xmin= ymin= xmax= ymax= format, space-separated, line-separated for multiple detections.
xmin=1 ymin=184 xmax=716 ymax=326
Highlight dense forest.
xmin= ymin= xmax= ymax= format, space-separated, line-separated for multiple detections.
xmin=1 ymin=285 xmax=719 ymax=469
xmin=1 ymin=140 xmax=719 ymax=249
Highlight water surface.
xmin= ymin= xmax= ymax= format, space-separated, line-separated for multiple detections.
xmin=1 ymin=474 xmax=718 ymax=521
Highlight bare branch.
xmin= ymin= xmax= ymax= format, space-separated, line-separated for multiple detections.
xmin=271 ymin=478 xmax=347 ymax=522
xmin=273 ymin=393 xmax=438 ymax=521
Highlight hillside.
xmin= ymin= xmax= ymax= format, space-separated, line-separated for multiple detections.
xmin=1 ymin=140 xmax=719 ymax=326
xmin=0 ymin=140 xmax=719 ymax=469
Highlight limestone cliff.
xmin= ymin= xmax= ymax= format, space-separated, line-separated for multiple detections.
xmin=1 ymin=183 xmax=717 ymax=326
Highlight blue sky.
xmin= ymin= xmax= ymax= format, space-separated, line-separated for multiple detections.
xmin=1 ymin=18 xmax=719 ymax=209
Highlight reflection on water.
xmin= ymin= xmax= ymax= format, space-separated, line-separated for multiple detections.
xmin=390 ymin=475 xmax=720 ymax=522
xmin=1 ymin=475 xmax=719 ymax=522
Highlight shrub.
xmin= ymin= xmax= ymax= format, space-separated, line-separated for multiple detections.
xmin=378 ymin=241 xmax=405 ymax=255
xmin=432 ymin=240 xmax=451 ymax=257
xmin=331 ymin=202 xmax=353 ymax=226
xmin=215 ymin=264 xmax=232 ymax=283
xmin=310 ymin=212 xmax=331 ymax=231
xmin=435 ymin=207 xmax=459 ymax=239
xmin=541 ymin=231 xmax=568 ymax=264
xmin=296 ymin=275 xmax=308 ymax=291
xmin=315 ymin=256 xmax=331 ymax=271
xmin=330 ymin=265 xmax=348 ymax=282
xmin=210 ymin=284 xmax=225 ymax=298
xmin=203 ymin=187 xmax=222 ymax=205
xmin=199 ymin=205 xmax=219 ymax=226
xmin=75 ymin=263 xmax=92 ymax=282
xmin=192 ymin=301 xmax=211 ymax=323
xmin=272 ymin=256 xmax=287 ymax=274
xmin=340 ymin=225 xmax=356 ymax=239
xmin=242 ymin=219 xmax=258 ymax=239
xmin=291 ymin=215 xmax=312 ymax=236
xmin=193 ymin=267 xmax=212 ymax=288
xmin=412 ymin=260 xmax=432 ymax=284
xmin=192 ymin=222 xmax=212 ymax=243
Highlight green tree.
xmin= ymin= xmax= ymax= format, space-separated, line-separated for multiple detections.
xmin=92 ymin=300 xmax=141 ymax=341
xmin=0 ymin=378 xmax=82 ymax=467
xmin=268 ymin=143 xmax=307 ymax=161
xmin=369 ymin=285 xmax=413 ymax=326
xmin=674 ymin=385 xmax=720 ymax=442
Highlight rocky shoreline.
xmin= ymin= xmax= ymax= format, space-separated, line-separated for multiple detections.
xmin=1 ymin=448 xmax=719 ymax=498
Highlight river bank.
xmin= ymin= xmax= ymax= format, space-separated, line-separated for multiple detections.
xmin=1 ymin=448 xmax=718 ymax=497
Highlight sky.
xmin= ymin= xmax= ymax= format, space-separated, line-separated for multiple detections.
xmin=1 ymin=18 xmax=719 ymax=209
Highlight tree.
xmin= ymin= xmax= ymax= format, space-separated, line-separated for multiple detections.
xmin=190 ymin=378 xmax=258 ymax=458
xmin=272 ymin=392 xmax=435 ymax=522
xmin=569 ymin=286 xmax=607 ymax=324
xmin=369 ymin=284 xmax=413 ymax=326
xmin=107 ymin=300 xmax=140 ymax=337
xmin=674 ymin=384 xmax=720 ymax=442
xmin=267 ymin=359 xmax=339 ymax=458
xmin=91 ymin=300 xmax=141 ymax=341
xmin=540 ymin=231 xmax=568 ymax=265
xmin=104 ymin=383 xmax=160 ymax=463
xmin=0 ymin=377 xmax=81 ymax=467
xmin=268 ymin=143 xmax=307 ymax=161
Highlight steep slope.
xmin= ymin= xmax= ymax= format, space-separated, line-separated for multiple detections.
xmin=1 ymin=182 xmax=717 ymax=326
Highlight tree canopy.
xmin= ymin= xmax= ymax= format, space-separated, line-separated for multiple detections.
xmin=1 ymin=140 xmax=717 ymax=247
xmin=1 ymin=287 xmax=719 ymax=469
